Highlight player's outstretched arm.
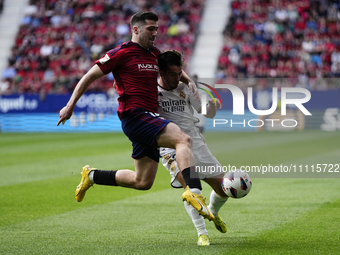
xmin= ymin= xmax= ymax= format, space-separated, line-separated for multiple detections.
xmin=204 ymin=98 xmax=222 ymax=119
xmin=57 ymin=65 xmax=104 ymax=126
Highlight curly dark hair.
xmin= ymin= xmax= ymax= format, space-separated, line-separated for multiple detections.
xmin=158 ymin=50 xmax=184 ymax=72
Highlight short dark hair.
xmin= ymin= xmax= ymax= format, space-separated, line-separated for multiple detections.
xmin=158 ymin=50 xmax=184 ymax=72
xmin=130 ymin=11 xmax=158 ymax=29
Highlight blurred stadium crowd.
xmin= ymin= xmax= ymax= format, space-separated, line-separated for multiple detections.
xmin=0 ymin=0 xmax=339 ymax=95
xmin=217 ymin=0 xmax=340 ymax=90
xmin=0 ymin=0 xmax=203 ymax=95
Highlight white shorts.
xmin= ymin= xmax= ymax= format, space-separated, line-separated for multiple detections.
xmin=160 ymin=145 xmax=223 ymax=188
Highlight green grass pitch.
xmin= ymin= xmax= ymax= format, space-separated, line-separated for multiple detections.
xmin=0 ymin=131 xmax=339 ymax=254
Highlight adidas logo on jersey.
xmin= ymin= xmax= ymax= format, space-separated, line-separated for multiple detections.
xmin=158 ymin=92 xmax=163 ymax=96
xmin=135 ymin=55 xmax=141 ymax=59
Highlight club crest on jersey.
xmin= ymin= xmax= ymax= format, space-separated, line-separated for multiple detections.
xmin=99 ymin=54 xmax=110 ymax=64
xmin=180 ymin=91 xmax=186 ymax=99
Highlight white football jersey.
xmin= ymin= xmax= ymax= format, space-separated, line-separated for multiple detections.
xmin=158 ymin=83 xmax=222 ymax=187
xmin=157 ymin=83 xmax=201 ymax=134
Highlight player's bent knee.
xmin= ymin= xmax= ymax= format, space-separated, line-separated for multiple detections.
xmin=183 ymin=133 xmax=192 ymax=146
xmin=135 ymin=180 xmax=154 ymax=190
xmin=178 ymin=131 xmax=191 ymax=146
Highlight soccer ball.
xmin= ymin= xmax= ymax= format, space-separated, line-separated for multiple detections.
xmin=222 ymin=170 xmax=252 ymax=198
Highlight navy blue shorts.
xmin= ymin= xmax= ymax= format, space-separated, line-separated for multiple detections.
xmin=121 ymin=108 xmax=171 ymax=162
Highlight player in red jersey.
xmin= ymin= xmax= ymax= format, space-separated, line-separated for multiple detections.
xmin=57 ymin=11 xmax=214 ymax=221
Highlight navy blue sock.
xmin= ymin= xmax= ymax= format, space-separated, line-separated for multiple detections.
xmin=93 ymin=170 xmax=118 ymax=186
xmin=181 ymin=166 xmax=202 ymax=190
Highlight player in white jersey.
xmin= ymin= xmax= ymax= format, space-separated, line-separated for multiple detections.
xmin=157 ymin=50 xmax=229 ymax=246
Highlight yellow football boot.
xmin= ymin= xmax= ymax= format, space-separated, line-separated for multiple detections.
xmin=182 ymin=186 xmax=215 ymax=221
xmin=213 ymin=214 xmax=227 ymax=233
xmin=197 ymin=234 xmax=210 ymax=246
xmin=75 ymin=165 xmax=96 ymax=202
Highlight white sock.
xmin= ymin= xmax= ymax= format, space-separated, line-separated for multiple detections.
xmin=208 ymin=190 xmax=228 ymax=217
xmin=190 ymin=188 xmax=201 ymax=195
xmin=88 ymin=170 xmax=95 ymax=183
xmin=184 ymin=201 xmax=208 ymax=237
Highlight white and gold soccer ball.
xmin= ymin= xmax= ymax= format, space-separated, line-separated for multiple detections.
xmin=222 ymin=170 xmax=252 ymax=198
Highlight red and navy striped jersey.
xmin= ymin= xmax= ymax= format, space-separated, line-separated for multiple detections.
xmin=95 ymin=41 xmax=160 ymax=119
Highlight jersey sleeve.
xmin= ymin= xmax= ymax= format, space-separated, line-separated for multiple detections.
xmin=95 ymin=47 xmax=125 ymax=75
